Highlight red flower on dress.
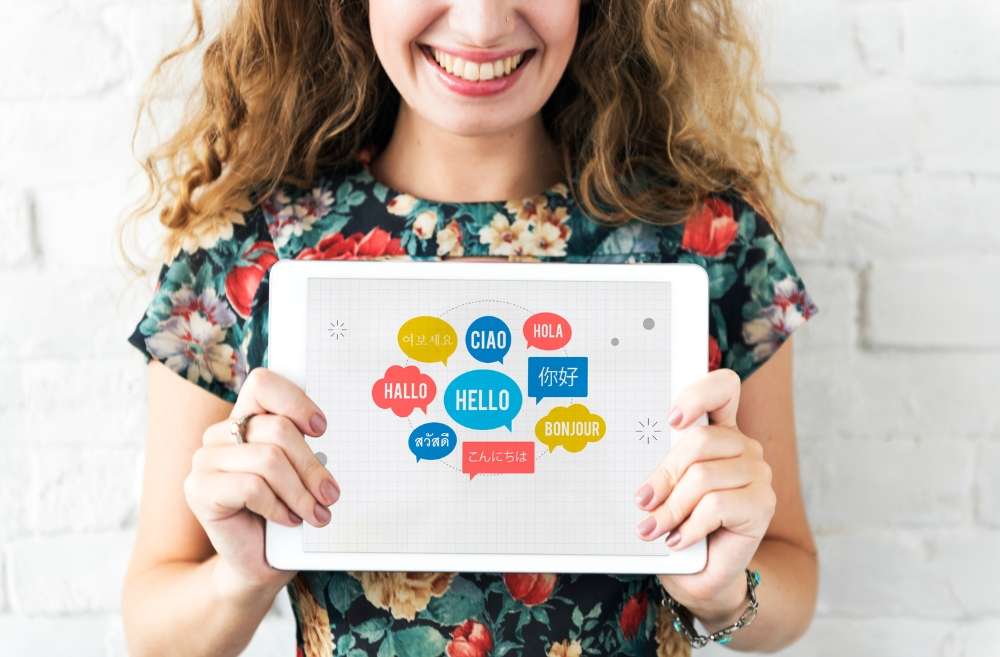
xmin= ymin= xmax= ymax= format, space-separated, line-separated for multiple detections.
xmin=681 ymin=198 xmax=739 ymax=258
xmin=619 ymin=590 xmax=648 ymax=640
xmin=296 ymin=227 xmax=405 ymax=260
xmin=708 ymin=335 xmax=722 ymax=371
xmin=446 ymin=619 xmax=493 ymax=657
xmin=503 ymin=573 xmax=556 ymax=606
xmin=225 ymin=240 xmax=278 ymax=318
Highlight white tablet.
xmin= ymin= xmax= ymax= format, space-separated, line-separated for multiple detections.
xmin=266 ymin=259 xmax=708 ymax=574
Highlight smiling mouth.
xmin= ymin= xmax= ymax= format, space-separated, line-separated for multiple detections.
xmin=419 ymin=45 xmax=536 ymax=82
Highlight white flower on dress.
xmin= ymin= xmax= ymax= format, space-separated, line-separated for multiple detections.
xmin=265 ymin=187 xmax=334 ymax=248
xmin=146 ymin=285 xmax=239 ymax=387
xmin=387 ymin=193 xmax=418 ymax=216
xmin=478 ymin=213 xmax=536 ymax=256
xmin=435 ymin=219 xmax=464 ymax=257
xmin=532 ymin=221 xmax=568 ymax=256
xmin=412 ymin=209 xmax=439 ymax=240
xmin=742 ymin=276 xmax=811 ymax=361
xmin=147 ymin=314 xmax=236 ymax=386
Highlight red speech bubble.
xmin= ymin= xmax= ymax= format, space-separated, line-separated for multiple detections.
xmin=523 ymin=312 xmax=572 ymax=350
xmin=462 ymin=441 xmax=535 ymax=479
xmin=372 ymin=365 xmax=436 ymax=417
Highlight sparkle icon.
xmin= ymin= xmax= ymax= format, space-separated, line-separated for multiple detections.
xmin=635 ymin=418 xmax=662 ymax=444
xmin=327 ymin=320 xmax=349 ymax=340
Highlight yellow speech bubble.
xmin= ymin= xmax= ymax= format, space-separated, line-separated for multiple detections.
xmin=397 ymin=316 xmax=458 ymax=366
xmin=534 ymin=404 xmax=607 ymax=453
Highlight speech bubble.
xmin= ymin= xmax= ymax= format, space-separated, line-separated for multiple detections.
xmin=527 ymin=356 xmax=588 ymax=403
xmin=465 ymin=315 xmax=511 ymax=364
xmin=523 ymin=312 xmax=572 ymax=350
xmin=372 ymin=365 xmax=436 ymax=417
xmin=398 ymin=316 xmax=458 ymax=365
xmin=408 ymin=422 xmax=458 ymax=462
xmin=444 ymin=369 xmax=523 ymax=431
xmin=462 ymin=441 xmax=535 ymax=479
xmin=534 ymin=404 xmax=607 ymax=453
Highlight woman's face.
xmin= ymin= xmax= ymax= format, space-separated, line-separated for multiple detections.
xmin=368 ymin=0 xmax=580 ymax=136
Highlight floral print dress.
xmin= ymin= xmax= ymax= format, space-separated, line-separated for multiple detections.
xmin=128 ymin=150 xmax=817 ymax=657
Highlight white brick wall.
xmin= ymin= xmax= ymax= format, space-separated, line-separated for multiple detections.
xmin=0 ymin=1 xmax=996 ymax=655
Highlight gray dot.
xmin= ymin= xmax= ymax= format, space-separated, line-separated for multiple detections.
xmin=611 ymin=337 xmax=620 ymax=346
xmin=314 ymin=451 xmax=327 ymax=466
xmin=642 ymin=318 xmax=655 ymax=330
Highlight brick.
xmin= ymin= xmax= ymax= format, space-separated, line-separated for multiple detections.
xmin=698 ymin=617 xmax=957 ymax=657
xmin=915 ymin=87 xmax=1000 ymax=175
xmin=32 ymin=448 xmax=139 ymax=534
xmin=852 ymin=3 xmax=904 ymax=76
xmin=102 ymin=0 xmax=224 ymax=100
xmin=794 ymin=351 xmax=1000 ymax=439
xmin=0 ymin=615 xmax=109 ymax=656
xmin=0 ymin=185 xmax=36 ymax=266
xmin=813 ymin=530 xmax=1000 ymax=618
xmin=906 ymin=0 xmax=1000 ymax=83
xmin=0 ymin=5 xmax=127 ymax=100
xmin=0 ymin=96 xmax=136 ymax=187
xmin=243 ymin=615 xmax=298 ymax=656
xmin=7 ymin=532 xmax=132 ymax=614
xmin=780 ymin=173 xmax=1000 ymax=264
xmin=791 ymin=264 xmax=857 ymax=349
xmin=865 ymin=258 xmax=1000 ymax=349
xmin=758 ymin=0 xmax=853 ymax=86
xmin=0 ymin=267 xmax=149 ymax=360
xmin=771 ymin=83 xmax=918 ymax=175
xmin=977 ymin=443 xmax=1000 ymax=527
xmin=0 ymin=447 xmax=32 ymax=541
xmin=3 ymin=358 xmax=147 ymax=446
xmin=799 ymin=437 xmax=974 ymax=531
xmin=32 ymin=179 xmax=136 ymax=268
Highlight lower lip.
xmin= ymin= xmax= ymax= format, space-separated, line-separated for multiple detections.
xmin=420 ymin=46 xmax=534 ymax=97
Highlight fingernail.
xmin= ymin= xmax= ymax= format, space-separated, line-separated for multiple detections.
xmin=288 ymin=510 xmax=302 ymax=524
xmin=667 ymin=407 xmax=683 ymax=427
xmin=665 ymin=531 xmax=682 ymax=548
xmin=321 ymin=479 xmax=340 ymax=505
xmin=314 ymin=503 xmax=331 ymax=525
xmin=635 ymin=484 xmax=653 ymax=507
xmin=636 ymin=516 xmax=657 ymax=536
xmin=310 ymin=413 xmax=327 ymax=435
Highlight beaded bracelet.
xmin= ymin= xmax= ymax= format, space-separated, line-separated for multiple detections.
xmin=663 ymin=568 xmax=761 ymax=648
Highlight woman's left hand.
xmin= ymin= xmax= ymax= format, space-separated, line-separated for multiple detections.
xmin=633 ymin=368 xmax=776 ymax=625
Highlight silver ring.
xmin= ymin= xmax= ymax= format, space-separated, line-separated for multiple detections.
xmin=229 ymin=413 xmax=254 ymax=445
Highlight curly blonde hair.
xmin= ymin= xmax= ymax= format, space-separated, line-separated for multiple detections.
xmin=122 ymin=0 xmax=814 ymax=268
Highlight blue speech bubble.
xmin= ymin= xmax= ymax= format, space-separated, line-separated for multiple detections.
xmin=465 ymin=315 xmax=511 ymax=364
xmin=408 ymin=422 xmax=458 ymax=462
xmin=527 ymin=356 xmax=589 ymax=403
xmin=444 ymin=369 xmax=523 ymax=431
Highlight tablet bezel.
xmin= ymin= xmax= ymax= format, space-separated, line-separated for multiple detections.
xmin=266 ymin=259 xmax=708 ymax=574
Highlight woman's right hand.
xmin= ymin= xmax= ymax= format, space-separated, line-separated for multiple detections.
xmin=183 ymin=367 xmax=341 ymax=597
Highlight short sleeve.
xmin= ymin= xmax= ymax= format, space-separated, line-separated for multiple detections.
xmin=126 ymin=205 xmax=278 ymax=403
xmin=670 ymin=191 xmax=819 ymax=380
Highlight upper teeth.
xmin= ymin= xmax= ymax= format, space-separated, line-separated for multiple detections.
xmin=430 ymin=48 xmax=525 ymax=81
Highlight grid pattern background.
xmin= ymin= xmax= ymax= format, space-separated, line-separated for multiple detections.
xmin=304 ymin=277 xmax=672 ymax=556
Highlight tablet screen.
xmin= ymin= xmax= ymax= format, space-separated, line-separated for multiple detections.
xmin=304 ymin=275 xmax=673 ymax=557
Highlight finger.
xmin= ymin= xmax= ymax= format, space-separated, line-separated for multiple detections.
xmin=185 ymin=470 xmax=302 ymax=527
xmin=636 ymin=456 xmax=760 ymax=541
xmin=193 ymin=443 xmax=332 ymax=527
xmin=634 ymin=425 xmax=746 ymax=512
xmin=231 ymin=368 xmax=327 ymax=437
xmin=204 ymin=414 xmax=341 ymax=506
xmin=667 ymin=368 xmax=741 ymax=429
xmin=664 ymin=483 xmax=776 ymax=552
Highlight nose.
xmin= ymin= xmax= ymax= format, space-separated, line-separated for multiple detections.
xmin=447 ymin=0 xmax=518 ymax=49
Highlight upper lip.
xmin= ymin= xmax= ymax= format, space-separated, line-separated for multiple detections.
xmin=420 ymin=45 xmax=532 ymax=63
